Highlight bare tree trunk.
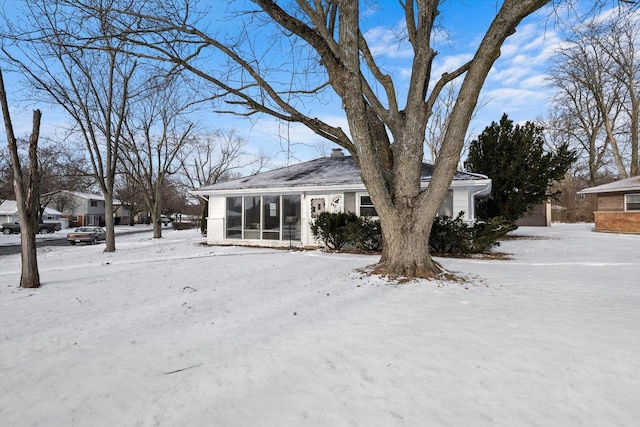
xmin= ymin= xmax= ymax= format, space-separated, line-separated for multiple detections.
xmin=375 ymin=206 xmax=443 ymax=278
xmin=103 ymin=193 xmax=116 ymax=251
xmin=0 ymin=69 xmax=42 ymax=288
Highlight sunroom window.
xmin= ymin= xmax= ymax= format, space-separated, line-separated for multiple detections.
xmin=244 ymin=196 xmax=261 ymax=239
xmin=226 ymin=197 xmax=242 ymax=239
xmin=225 ymin=195 xmax=301 ymax=241
xmin=262 ymin=196 xmax=280 ymax=240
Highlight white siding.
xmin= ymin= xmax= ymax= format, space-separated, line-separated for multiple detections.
xmin=206 ymin=196 xmax=226 ymax=244
xmin=452 ymin=188 xmax=471 ymax=221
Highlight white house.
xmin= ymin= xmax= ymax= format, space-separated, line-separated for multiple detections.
xmin=0 ymin=200 xmax=68 ymax=228
xmin=192 ymin=150 xmax=492 ymax=248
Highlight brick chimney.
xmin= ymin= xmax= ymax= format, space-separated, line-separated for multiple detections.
xmin=330 ymin=148 xmax=344 ymax=158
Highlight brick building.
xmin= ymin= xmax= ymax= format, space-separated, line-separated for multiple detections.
xmin=578 ymin=176 xmax=640 ymax=234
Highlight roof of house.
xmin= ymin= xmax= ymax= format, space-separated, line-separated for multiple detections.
xmin=194 ymin=155 xmax=489 ymax=193
xmin=0 ymin=200 xmax=64 ymax=216
xmin=57 ymin=190 xmax=122 ymax=205
xmin=578 ymin=176 xmax=640 ymax=194
xmin=61 ymin=190 xmax=105 ymax=201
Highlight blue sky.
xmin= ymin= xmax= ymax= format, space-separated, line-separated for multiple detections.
xmin=1 ymin=1 xmax=593 ymax=166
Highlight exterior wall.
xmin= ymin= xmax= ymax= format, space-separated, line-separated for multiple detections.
xmin=591 ymin=190 xmax=640 ymax=234
xmin=597 ymin=194 xmax=624 ymax=211
xmin=517 ymin=200 xmax=551 ymax=227
xmin=67 ymin=214 xmax=105 ymax=227
xmin=1 ymin=214 xmax=18 ymax=223
xmin=453 ymin=189 xmax=469 ymax=220
xmin=344 ymin=192 xmax=356 ymax=213
xmin=206 ymin=196 xmax=226 ymax=243
xmin=594 ymin=211 xmax=640 ymax=234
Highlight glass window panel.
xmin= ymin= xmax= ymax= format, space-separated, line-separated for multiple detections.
xmin=359 ymin=195 xmax=378 ymax=217
xmin=244 ymin=196 xmax=261 ymax=239
xmin=226 ymin=197 xmax=242 ymax=239
xmin=262 ymin=196 xmax=280 ymax=240
xmin=626 ymin=194 xmax=640 ymax=211
xmin=283 ymin=195 xmax=302 ymax=241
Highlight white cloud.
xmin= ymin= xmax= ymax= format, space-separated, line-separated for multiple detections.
xmin=430 ymin=53 xmax=474 ymax=82
xmin=364 ymin=20 xmax=413 ymax=59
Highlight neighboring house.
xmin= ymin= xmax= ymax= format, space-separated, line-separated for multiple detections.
xmin=578 ymin=176 xmax=640 ymax=234
xmin=0 ymin=200 xmax=69 ymax=228
xmin=51 ymin=191 xmax=131 ymax=227
xmin=192 ymin=150 xmax=492 ymax=248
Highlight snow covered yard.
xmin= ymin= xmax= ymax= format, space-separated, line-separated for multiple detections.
xmin=0 ymin=224 xmax=638 ymax=426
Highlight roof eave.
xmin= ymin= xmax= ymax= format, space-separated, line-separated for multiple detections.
xmin=191 ymin=178 xmax=491 ymax=197
xmin=578 ymin=186 xmax=640 ymax=195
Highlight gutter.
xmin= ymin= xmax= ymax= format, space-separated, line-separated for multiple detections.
xmin=469 ymin=181 xmax=492 ymax=222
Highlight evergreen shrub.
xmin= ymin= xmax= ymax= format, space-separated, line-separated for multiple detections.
xmin=347 ymin=216 xmax=382 ymax=251
xmin=310 ymin=211 xmax=514 ymax=256
xmin=429 ymin=212 xmax=474 ymax=255
xmin=310 ymin=211 xmax=360 ymax=250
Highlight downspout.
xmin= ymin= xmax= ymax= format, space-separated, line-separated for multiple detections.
xmin=470 ymin=180 xmax=492 ymax=223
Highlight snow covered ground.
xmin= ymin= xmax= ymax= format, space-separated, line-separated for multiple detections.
xmin=0 ymin=223 xmax=638 ymax=426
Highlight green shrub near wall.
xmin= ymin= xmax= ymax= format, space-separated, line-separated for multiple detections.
xmin=310 ymin=211 xmax=514 ymax=255
xmin=310 ymin=211 xmax=361 ymax=250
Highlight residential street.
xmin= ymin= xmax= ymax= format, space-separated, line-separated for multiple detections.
xmin=0 ymin=226 xmax=157 ymax=257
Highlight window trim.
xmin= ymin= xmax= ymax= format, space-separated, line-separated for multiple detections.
xmin=624 ymin=193 xmax=640 ymax=211
xmin=358 ymin=193 xmax=378 ymax=218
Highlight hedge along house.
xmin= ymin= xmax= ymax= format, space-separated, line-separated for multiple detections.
xmin=192 ymin=150 xmax=492 ymax=248
xmin=578 ymin=176 xmax=640 ymax=234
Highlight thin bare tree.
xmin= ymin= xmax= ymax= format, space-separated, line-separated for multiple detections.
xmin=424 ymin=82 xmax=488 ymax=164
xmin=119 ymin=75 xmax=196 ymax=238
xmin=548 ymin=9 xmax=639 ymax=180
xmin=1 ymin=69 xmax=42 ymax=288
xmin=177 ymin=128 xmax=269 ymax=234
xmin=1 ymin=0 xmax=143 ymax=251
xmin=114 ymin=172 xmax=145 ymax=226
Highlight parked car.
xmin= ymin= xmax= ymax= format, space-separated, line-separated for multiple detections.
xmin=0 ymin=221 xmax=61 ymax=235
xmin=161 ymin=215 xmax=172 ymax=225
xmin=66 ymin=227 xmax=106 ymax=245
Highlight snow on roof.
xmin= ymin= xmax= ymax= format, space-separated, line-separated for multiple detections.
xmin=61 ymin=190 xmax=106 ymax=201
xmin=57 ymin=190 xmax=122 ymax=205
xmin=195 ymin=156 xmax=488 ymax=192
xmin=0 ymin=200 xmax=64 ymax=216
xmin=578 ymin=176 xmax=640 ymax=194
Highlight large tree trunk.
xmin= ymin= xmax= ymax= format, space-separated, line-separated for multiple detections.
xmin=375 ymin=214 xmax=442 ymax=278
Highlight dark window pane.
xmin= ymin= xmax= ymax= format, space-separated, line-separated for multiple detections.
xmin=359 ymin=195 xmax=378 ymax=217
xmin=226 ymin=197 xmax=242 ymax=239
xmin=283 ymin=195 xmax=301 ymax=240
xmin=244 ymin=196 xmax=261 ymax=239
xmin=263 ymin=196 xmax=280 ymax=240
xmin=627 ymin=194 xmax=640 ymax=211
